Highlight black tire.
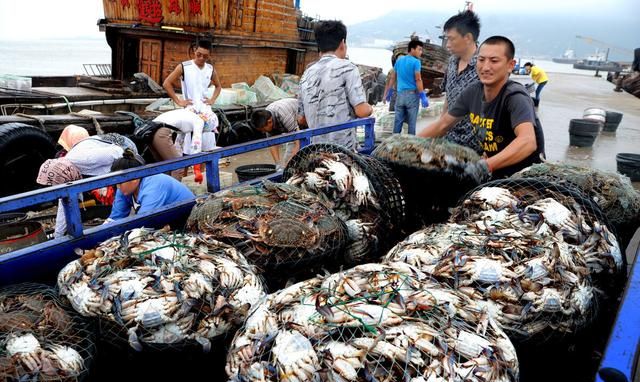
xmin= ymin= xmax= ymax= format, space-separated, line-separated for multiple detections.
xmin=0 ymin=123 xmax=56 ymax=197
xmin=602 ymin=122 xmax=620 ymax=132
xmin=218 ymin=121 xmax=264 ymax=147
xmin=569 ymin=133 xmax=596 ymax=147
xmin=616 ymin=153 xmax=640 ymax=181
xmin=605 ymin=111 xmax=623 ymax=124
xmin=569 ymin=119 xmax=600 ymax=136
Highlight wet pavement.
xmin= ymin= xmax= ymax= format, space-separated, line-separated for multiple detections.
xmin=526 ymin=72 xmax=640 ymax=177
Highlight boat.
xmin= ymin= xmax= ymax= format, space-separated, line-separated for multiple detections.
xmin=392 ymin=34 xmax=450 ymax=96
xmin=573 ymin=51 xmax=622 ymax=72
xmin=552 ymin=48 xmax=578 ymax=64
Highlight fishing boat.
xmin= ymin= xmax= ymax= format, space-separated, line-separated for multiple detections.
xmin=552 ymin=48 xmax=578 ymax=64
xmin=392 ymin=34 xmax=450 ymax=95
xmin=573 ymin=51 xmax=622 ymax=72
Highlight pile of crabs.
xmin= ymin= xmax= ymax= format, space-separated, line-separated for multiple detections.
xmin=3 ymin=136 xmax=637 ymax=382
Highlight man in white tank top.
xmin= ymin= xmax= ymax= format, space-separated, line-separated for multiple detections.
xmin=163 ymin=39 xmax=222 ymax=108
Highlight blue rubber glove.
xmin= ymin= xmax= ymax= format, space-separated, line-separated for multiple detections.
xmin=385 ymin=88 xmax=394 ymax=102
xmin=419 ymin=92 xmax=429 ymax=108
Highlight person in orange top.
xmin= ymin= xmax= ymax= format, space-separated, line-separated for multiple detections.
xmin=524 ymin=62 xmax=548 ymax=107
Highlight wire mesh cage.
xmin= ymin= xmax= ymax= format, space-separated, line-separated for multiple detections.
xmin=452 ymin=178 xmax=623 ymax=278
xmin=187 ymin=180 xmax=348 ymax=284
xmin=282 ymin=143 xmax=406 ymax=264
xmin=0 ymin=283 xmax=96 ymax=381
xmin=384 ymin=178 xmax=623 ymax=342
xmin=384 ymin=221 xmax=600 ymax=343
xmin=57 ymin=227 xmax=266 ymax=353
xmin=372 ymin=135 xmax=491 ymax=231
xmin=226 ymin=262 xmax=519 ymax=382
xmin=511 ymin=161 xmax=640 ymax=249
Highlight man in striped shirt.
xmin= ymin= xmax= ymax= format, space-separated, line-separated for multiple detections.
xmin=251 ymin=97 xmax=300 ymax=168
xmin=298 ymin=20 xmax=373 ymax=151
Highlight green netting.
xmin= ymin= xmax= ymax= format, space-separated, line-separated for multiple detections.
xmin=386 ymin=178 xmax=624 ymax=343
xmin=512 ymin=161 xmax=640 ymax=247
xmin=226 ymin=262 xmax=519 ymax=382
xmin=57 ymin=228 xmax=265 ymax=352
xmin=187 ymin=181 xmax=348 ymax=285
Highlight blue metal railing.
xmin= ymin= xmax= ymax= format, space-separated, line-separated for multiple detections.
xmin=597 ymin=244 xmax=640 ymax=382
xmin=0 ymin=118 xmax=374 ymax=284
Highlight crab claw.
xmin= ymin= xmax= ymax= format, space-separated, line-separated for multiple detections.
xmin=195 ymin=336 xmax=212 ymax=353
xmin=128 ymin=327 xmax=143 ymax=352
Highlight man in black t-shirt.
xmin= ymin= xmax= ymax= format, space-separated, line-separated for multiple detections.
xmin=419 ymin=36 xmax=545 ymax=178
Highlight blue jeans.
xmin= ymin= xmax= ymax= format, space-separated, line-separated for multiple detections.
xmin=534 ymin=81 xmax=547 ymax=107
xmin=393 ymin=90 xmax=419 ymax=135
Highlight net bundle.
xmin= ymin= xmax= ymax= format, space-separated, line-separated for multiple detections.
xmin=283 ymin=143 xmax=406 ymax=264
xmin=0 ymin=283 xmax=95 ymax=381
xmin=372 ymin=135 xmax=490 ymax=230
xmin=226 ymin=262 xmax=519 ymax=382
xmin=512 ymin=161 xmax=640 ymax=248
xmin=187 ymin=180 xmax=348 ymax=281
xmin=57 ymin=227 xmax=265 ymax=352
xmin=386 ymin=178 xmax=623 ymax=342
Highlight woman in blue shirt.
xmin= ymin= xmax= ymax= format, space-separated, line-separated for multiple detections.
xmin=107 ymin=149 xmax=194 ymax=221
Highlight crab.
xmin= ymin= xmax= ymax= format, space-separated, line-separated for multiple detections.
xmin=57 ymin=260 xmax=85 ymax=294
xmin=230 ymin=281 xmax=266 ymax=308
xmin=271 ymin=330 xmax=320 ymax=382
xmin=259 ymin=218 xmax=319 ymax=248
xmin=182 ymin=272 xmax=213 ymax=300
xmin=570 ymin=282 xmax=594 ymax=315
xmin=48 ymin=344 xmax=84 ymax=374
xmin=303 ymin=172 xmax=328 ymax=190
xmin=471 ymin=186 xmax=519 ymax=210
xmin=459 ymin=258 xmax=517 ymax=285
xmin=143 ymin=315 xmax=195 ymax=344
xmin=526 ymin=198 xmax=581 ymax=236
xmin=524 ymin=287 xmax=572 ymax=314
xmin=383 ymin=323 xmax=441 ymax=357
xmin=321 ymin=159 xmax=351 ymax=195
xmin=5 ymin=333 xmax=42 ymax=373
xmin=215 ymin=258 xmax=245 ymax=289
xmin=66 ymin=282 xmax=110 ymax=316
xmin=352 ymin=337 xmax=424 ymax=366
xmin=318 ymin=341 xmax=366 ymax=381
xmin=121 ymin=295 xmax=180 ymax=328
xmin=196 ymin=315 xmax=234 ymax=339
xmin=453 ymin=329 xmax=492 ymax=360
xmin=350 ymin=167 xmax=377 ymax=206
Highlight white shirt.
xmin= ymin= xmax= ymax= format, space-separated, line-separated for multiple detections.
xmin=65 ymin=138 xmax=124 ymax=176
xmin=181 ymin=59 xmax=213 ymax=112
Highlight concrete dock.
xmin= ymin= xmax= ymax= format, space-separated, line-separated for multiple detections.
xmin=529 ymin=72 xmax=639 ymax=176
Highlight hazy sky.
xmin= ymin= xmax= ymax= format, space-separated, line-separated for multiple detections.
xmin=0 ymin=0 xmax=636 ymax=40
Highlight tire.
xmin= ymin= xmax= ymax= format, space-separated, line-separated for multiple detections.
xmin=218 ymin=121 xmax=264 ymax=147
xmin=569 ymin=119 xmax=600 ymax=136
xmin=616 ymin=153 xmax=640 ymax=181
xmin=569 ymin=133 xmax=596 ymax=147
xmin=0 ymin=123 xmax=56 ymax=197
xmin=583 ymin=107 xmax=606 ymax=124
xmin=605 ymin=111 xmax=623 ymax=124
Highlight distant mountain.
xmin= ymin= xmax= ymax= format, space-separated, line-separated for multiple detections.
xmin=347 ymin=10 xmax=638 ymax=62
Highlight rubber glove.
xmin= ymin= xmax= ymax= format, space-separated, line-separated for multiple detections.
xmin=385 ymin=88 xmax=395 ymax=102
xmin=419 ymin=91 xmax=429 ymax=108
